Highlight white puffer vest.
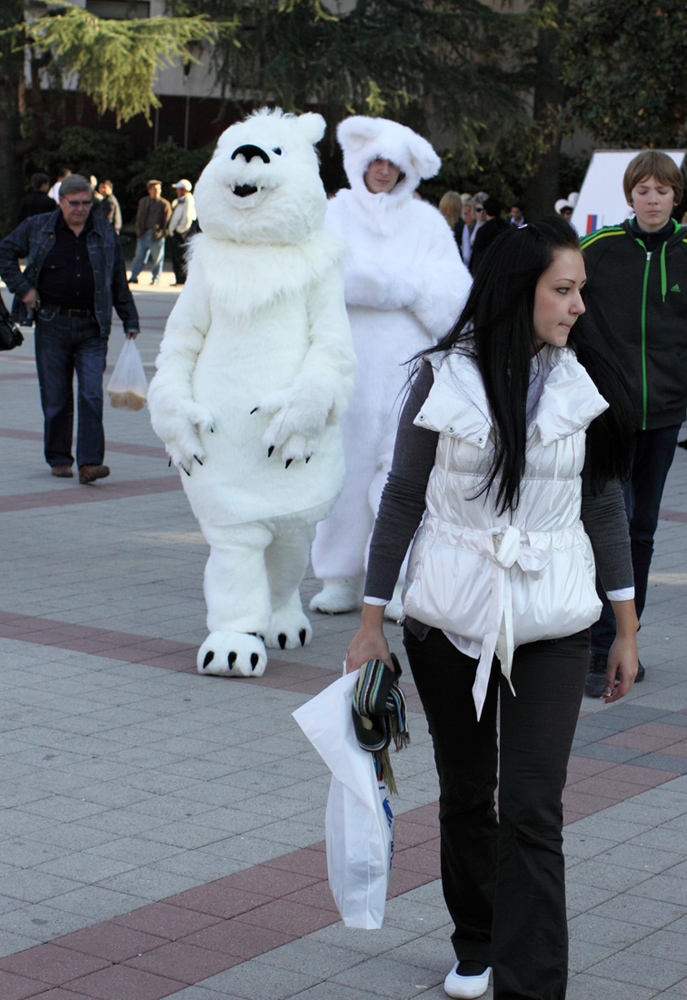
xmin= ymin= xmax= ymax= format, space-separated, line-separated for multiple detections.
xmin=403 ymin=347 xmax=609 ymax=719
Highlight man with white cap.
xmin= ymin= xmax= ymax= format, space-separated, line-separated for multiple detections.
xmin=310 ymin=116 xmax=471 ymax=619
xmin=167 ymin=179 xmax=197 ymax=287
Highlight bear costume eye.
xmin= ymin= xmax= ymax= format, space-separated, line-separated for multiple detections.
xmin=272 ymin=147 xmax=282 ymax=155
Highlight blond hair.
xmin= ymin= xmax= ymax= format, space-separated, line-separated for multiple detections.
xmin=439 ymin=191 xmax=463 ymax=228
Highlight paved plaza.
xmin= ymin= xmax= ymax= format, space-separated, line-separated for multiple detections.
xmin=1 ymin=268 xmax=687 ymax=999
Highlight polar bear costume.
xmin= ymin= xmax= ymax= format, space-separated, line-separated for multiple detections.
xmin=147 ymin=109 xmax=355 ymax=677
xmin=310 ymin=116 xmax=472 ymax=619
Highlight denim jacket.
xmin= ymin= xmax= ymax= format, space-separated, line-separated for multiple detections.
xmin=0 ymin=209 xmax=139 ymax=337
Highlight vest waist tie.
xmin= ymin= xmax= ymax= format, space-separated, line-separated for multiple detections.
xmin=471 ymin=525 xmax=553 ymax=720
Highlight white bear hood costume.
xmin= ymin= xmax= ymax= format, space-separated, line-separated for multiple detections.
xmin=310 ymin=116 xmax=472 ymax=617
xmin=148 ymin=109 xmax=355 ymax=677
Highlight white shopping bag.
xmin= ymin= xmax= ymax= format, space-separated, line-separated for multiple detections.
xmin=293 ymin=670 xmax=394 ymax=929
xmin=106 ymin=339 xmax=148 ymax=411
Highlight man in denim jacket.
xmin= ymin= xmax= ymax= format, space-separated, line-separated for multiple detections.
xmin=0 ymin=174 xmax=140 ymax=484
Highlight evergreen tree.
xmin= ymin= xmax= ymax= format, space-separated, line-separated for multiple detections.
xmin=166 ymin=0 xmax=529 ymax=188
xmin=561 ymin=0 xmax=687 ymax=149
xmin=0 ymin=2 xmax=217 ymax=232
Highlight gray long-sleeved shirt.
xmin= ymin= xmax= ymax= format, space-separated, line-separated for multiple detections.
xmin=365 ymin=361 xmax=633 ymax=603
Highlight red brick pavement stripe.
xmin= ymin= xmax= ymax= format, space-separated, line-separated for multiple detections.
xmin=0 ymin=427 xmax=166 ymax=459
xmin=659 ymin=508 xmax=687 ymax=523
xmin=0 ymin=476 xmax=181 ymax=512
xmin=0 ymin=371 xmax=36 ymax=380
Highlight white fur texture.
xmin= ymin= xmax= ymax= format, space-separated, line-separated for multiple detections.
xmin=148 ymin=108 xmax=355 ymax=676
xmin=310 ymin=116 xmax=472 ymax=591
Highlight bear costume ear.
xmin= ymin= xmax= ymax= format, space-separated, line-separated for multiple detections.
xmin=296 ymin=113 xmax=326 ymax=146
xmin=337 ymin=116 xmax=382 ymax=153
xmin=406 ymin=132 xmax=441 ymax=180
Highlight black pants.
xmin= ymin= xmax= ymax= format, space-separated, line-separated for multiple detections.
xmin=168 ymin=231 xmax=190 ymax=284
xmin=592 ymin=424 xmax=680 ymax=654
xmin=404 ymin=625 xmax=589 ymax=1000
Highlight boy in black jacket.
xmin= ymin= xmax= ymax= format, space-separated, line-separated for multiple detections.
xmin=581 ymin=150 xmax=687 ymax=697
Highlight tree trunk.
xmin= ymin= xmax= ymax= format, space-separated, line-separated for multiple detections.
xmin=524 ymin=0 xmax=568 ymax=220
xmin=0 ymin=2 xmax=29 ymax=235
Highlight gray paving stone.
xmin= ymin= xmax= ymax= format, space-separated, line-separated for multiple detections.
xmin=0 ymin=902 xmax=91 ymax=941
xmin=43 ymin=883 xmax=150 ymax=918
xmin=584 ymin=949 xmax=686 ymax=990
xmin=86 ymin=835 xmax=185 ymax=864
xmin=565 ymin=880 xmax=618 ymax=916
xmin=0 ymin=869 xmax=83 ymax=902
xmin=568 ymin=937 xmax=618 ymax=973
xmin=163 ymin=990 xmax=245 ymax=1000
xmin=568 ymin=912 xmax=652 ymax=948
xmin=588 ymin=892 xmax=686 ymax=928
xmin=309 ymin=921 xmax=419 ymax=956
xmin=565 ymin=972 xmax=657 ymax=1000
xmin=201 ymin=959 xmax=322 ymax=999
xmin=260 ymin=938 xmax=366 ymax=977
xmin=329 ymin=955 xmax=440 ymax=998
xmin=628 ymin=874 xmax=687 ymax=905
xmin=383 ymin=936 xmax=454 ymax=975
xmin=632 ymin=927 xmax=687 ymax=961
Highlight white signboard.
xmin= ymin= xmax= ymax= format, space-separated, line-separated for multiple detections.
xmin=570 ymin=149 xmax=685 ymax=235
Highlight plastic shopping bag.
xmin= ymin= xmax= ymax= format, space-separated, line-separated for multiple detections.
xmin=106 ymin=339 xmax=148 ymax=411
xmin=293 ymin=670 xmax=394 ymax=929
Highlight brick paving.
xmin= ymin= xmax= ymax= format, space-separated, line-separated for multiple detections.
xmin=1 ymin=272 xmax=687 ymax=998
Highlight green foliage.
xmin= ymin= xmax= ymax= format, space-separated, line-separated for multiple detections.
xmin=561 ymin=0 xmax=687 ymax=148
xmin=25 ymin=124 xmax=134 ymax=191
xmin=3 ymin=1 xmax=220 ymax=124
xmin=126 ymin=139 xmax=215 ymax=198
xmin=421 ymin=119 xmax=554 ymax=209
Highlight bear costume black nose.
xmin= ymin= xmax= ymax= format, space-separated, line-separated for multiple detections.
xmin=231 ymin=144 xmax=271 ymax=164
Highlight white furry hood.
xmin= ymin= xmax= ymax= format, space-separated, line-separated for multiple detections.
xmin=194 ymin=108 xmax=328 ymax=245
xmin=337 ymin=116 xmax=441 ymax=214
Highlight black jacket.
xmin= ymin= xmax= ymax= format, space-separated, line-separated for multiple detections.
xmin=469 ymin=216 xmax=510 ymax=276
xmin=19 ymin=191 xmax=57 ymax=222
xmin=581 ymin=219 xmax=687 ymax=430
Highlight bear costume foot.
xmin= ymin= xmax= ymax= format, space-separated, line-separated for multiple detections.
xmin=197 ymin=631 xmax=267 ymax=677
xmin=309 ymin=577 xmax=363 ymax=615
xmin=264 ymin=605 xmax=312 ymax=650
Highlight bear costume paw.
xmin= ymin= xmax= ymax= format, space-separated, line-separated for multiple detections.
xmin=197 ymin=631 xmax=267 ymax=677
xmin=264 ymin=606 xmax=312 ymax=650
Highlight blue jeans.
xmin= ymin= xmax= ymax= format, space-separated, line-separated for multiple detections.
xmin=129 ymin=230 xmax=165 ymax=282
xmin=35 ymin=310 xmax=108 ymax=468
xmin=591 ymin=423 xmax=681 ymax=654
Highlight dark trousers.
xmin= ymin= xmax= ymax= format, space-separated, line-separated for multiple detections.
xmin=168 ymin=232 xmax=189 ymax=284
xmin=35 ymin=311 xmax=108 ymax=469
xmin=404 ymin=625 xmax=589 ymax=1000
xmin=591 ymin=424 xmax=680 ymax=655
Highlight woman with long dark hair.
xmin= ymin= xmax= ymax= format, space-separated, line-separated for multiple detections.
xmin=346 ymin=217 xmax=639 ymax=1000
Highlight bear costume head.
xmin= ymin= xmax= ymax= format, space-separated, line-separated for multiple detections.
xmin=337 ymin=115 xmax=441 ymax=207
xmin=194 ymin=108 xmax=327 ymax=245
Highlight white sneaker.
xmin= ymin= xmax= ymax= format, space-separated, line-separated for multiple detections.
xmin=443 ymin=961 xmax=491 ymax=999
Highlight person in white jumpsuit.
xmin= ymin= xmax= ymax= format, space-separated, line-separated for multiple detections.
xmin=310 ymin=115 xmax=471 ymax=620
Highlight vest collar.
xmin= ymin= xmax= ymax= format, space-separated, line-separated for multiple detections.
xmin=414 ymin=346 xmax=608 ymax=447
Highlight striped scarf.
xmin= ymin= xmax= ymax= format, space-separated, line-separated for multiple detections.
xmin=352 ymin=654 xmax=410 ymax=795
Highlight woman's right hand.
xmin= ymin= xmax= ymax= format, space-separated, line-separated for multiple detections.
xmin=345 ymin=603 xmax=394 ymax=674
